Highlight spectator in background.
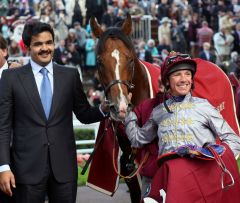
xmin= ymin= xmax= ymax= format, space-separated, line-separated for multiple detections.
xmin=171 ymin=19 xmax=187 ymax=53
xmin=158 ymin=17 xmax=171 ymax=47
xmin=188 ymin=13 xmax=201 ymax=58
xmin=146 ymin=39 xmax=159 ymax=57
xmin=0 ymin=17 xmax=11 ymax=43
xmin=169 ymin=2 xmax=181 ymax=22
xmin=229 ymin=51 xmax=239 ymax=74
xmin=156 ymin=0 xmax=170 ymax=22
xmin=199 ymin=42 xmax=216 ymax=63
xmin=71 ymin=0 xmax=83 ymax=27
xmin=85 ymin=32 xmax=97 ymax=74
xmin=85 ymin=0 xmax=108 ymax=26
xmin=65 ymin=28 xmax=79 ymax=51
xmin=137 ymin=40 xmax=153 ymax=63
xmin=0 ymin=0 xmax=8 ymax=17
xmin=49 ymin=20 xmax=60 ymax=45
xmin=19 ymin=0 xmax=35 ymax=17
xmin=55 ymin=8 xmax=69 ymax=41
xmin=211 ymin=0 xmax=226 ymax=32
xmin=66 ymin=43 xmax=81 ymax=66
xmin=138 ymin=0 xmax=152 ymax=15
xmin=102 ymin=5 xmax=118 ymax=28
xmin=213 ymin=27 xmax=234 ymax=62
xmin=157 ymin=36 xmax=171 ymax=55
xmin=232 ymin=22 xmax=240 ymax=54
xmin=8 ymin=39 xmax=23 ymax=57
xmin=219 ymin=11 xmax=235 ymax=34
xmin=53 ymin=39 xmax=69 ymax=65
xmin=196 ymin=21 xmax=214 ymax=51
xmin=74 ymin=21 xmax=88 ymax=69
xmin=39 ymin=2 xmax=54 ymax=24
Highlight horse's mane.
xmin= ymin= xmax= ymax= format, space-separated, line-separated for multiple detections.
xmin=96 ymin=27 xmax=137 ymax=56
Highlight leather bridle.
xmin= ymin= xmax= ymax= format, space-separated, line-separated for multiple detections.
xmin=96 ymin=56 xmax=135 ymax=109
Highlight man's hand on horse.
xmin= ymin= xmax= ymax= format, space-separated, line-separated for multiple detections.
xmin=0 ymin=170 xmax=16 ymax=196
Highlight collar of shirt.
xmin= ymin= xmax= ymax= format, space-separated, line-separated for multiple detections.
xmin=168 ymin=92 xmax=192 ymax=105
xmin=30 ymin=59 xmax=53 ymax=77
xmin=0 ymin=61 xmax=9 ymax=79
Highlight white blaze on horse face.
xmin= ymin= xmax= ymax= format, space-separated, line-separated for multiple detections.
xmin=111 ymin=49 xmax=128 ymax=115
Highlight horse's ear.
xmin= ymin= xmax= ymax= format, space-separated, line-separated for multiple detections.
xmin=121 ymin=13 xmax=132 ymax=36
xmin=90 ymin=16 xmax=103 ymax=38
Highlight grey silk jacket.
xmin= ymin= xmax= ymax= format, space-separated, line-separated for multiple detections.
xmin=125 ymin=93 xmax=240 ymax=157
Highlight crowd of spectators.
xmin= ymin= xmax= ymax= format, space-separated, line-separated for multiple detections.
xmin=0 ymin=0 xmax=240 ymax=103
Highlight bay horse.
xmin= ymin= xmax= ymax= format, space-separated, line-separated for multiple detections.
xmin=88 ymin=14 xmax=160 ymax=203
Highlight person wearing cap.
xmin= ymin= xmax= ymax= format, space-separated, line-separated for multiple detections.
xmin=124 ymin=52 xmax=240 ymax=200
xmin=158 ymin=17 xmax=171 ymax=46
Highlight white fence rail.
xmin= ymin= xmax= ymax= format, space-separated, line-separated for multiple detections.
xmin=131 ymin=15 xmax=152 ymax=42
xmin=73 ymin=116 xmax=99 ymax=154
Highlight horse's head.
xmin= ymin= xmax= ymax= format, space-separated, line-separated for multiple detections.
xmin=90 ymin=14 xmax=136 ymax=121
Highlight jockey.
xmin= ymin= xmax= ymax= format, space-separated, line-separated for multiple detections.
xmin=125 ymin=51 xmax=240 ymax=202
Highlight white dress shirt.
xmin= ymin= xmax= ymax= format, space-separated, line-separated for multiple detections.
xmin=0 ymin=61 xmax=8 ymax=79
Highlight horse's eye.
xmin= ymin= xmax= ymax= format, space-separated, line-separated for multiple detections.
xmin=128 ymin=58 xmax=134 ymax=66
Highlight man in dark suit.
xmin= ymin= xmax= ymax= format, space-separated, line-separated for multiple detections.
xmin=0 ymin=34 xmax=16 ymax=203
xmin=199 ymin=42 xmax=216 ymax=63
xmin=0 ymin=21 xmax=108 ymax=203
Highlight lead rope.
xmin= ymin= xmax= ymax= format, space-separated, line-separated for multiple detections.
xmin=111 ymin=122 xmax=149 ymax=179
xmin=81 ymin=119 xmax=111 ymax=175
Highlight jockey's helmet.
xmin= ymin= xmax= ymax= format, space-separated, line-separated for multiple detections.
xmin=161 ymin=51 xmax=197 ymax=89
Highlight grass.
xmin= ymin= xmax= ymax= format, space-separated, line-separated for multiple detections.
xmin=78 ymin=163 xmax=90 ymax=186
xmin=238 ymin=158 xmax=240 ymax=171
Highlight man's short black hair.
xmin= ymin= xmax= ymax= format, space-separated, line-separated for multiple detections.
xmin=22 ymin=20 xmax=55 ymax=47
xmin=0 ymin=34 xmax=8 ymax=50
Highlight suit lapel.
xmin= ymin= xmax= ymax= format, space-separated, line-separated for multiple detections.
xmin=48 ymin=64 xmax=64 ymax=121
xmin=18 ymin=64 xmax=46 ymax=120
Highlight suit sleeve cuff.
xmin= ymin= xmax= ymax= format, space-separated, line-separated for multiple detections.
xmin=0 ymin=165 xmax=11 ymax=172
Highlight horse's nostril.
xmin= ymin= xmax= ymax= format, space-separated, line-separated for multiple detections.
xmin=110 ymin=105 xmax=119 ymax=114
xmin=127 ymin=103 xmax=133 ymax=111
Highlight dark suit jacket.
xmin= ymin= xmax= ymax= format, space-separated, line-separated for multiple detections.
xmin=232 ymin=30 xmax=240 ymax=54
xmin=199 ymin=51 xmax=216 ymax=63
xmin=0 ymin=63 xmax=104 ymax=184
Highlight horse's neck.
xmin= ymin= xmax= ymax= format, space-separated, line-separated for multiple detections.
xmin=131 ymin=60 xmax=150 ymax=106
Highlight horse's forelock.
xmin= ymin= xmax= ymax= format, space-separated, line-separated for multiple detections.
xmin=97 ymin=27 xmax=136 ymax=56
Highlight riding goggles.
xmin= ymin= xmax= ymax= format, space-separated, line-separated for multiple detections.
xmin=166 ymin=54 xmax=192 ymax=66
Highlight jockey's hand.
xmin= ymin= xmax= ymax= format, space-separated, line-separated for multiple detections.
xmin=100 ymin=100 xmax=110 ymax=115
xmin=0 ymin=170 xmax=16 ymax=196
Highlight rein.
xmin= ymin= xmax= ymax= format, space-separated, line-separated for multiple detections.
xmin=111 ymin=121 xmax=149 ymax=179
xmin=207 ymin=146 xmax=235 ymax=189
xmin=81 ymin=119 xmax=112 ymax=175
